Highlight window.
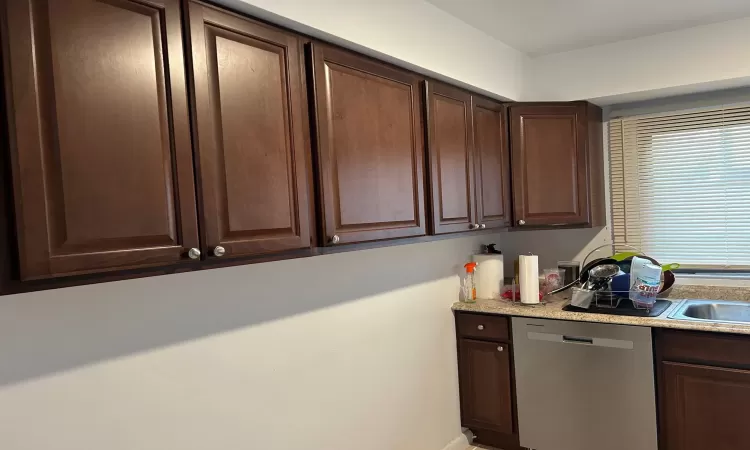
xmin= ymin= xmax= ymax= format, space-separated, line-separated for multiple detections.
xmin=609 ymin=104 xmax=750 ymax=270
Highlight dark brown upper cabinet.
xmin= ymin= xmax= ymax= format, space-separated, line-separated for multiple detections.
xmin=0 ymin=0 xmax=606 ymax=292
xmin=425 ymin=82 xmax=511 ymax=234
xmin=187 ymin=2 xmax=312 ymax=260
xmin=472 ymin=97 xmax=512 ymax=230
xmin=309 ymin=43 xmax=427 ymax=245
xmin=425 ymin=81 xmax=475 ymax=234
xmin=509 ymin=102 xmax=604 ymax=228
xmin=1 ymin=0 xmax=200 ymax=279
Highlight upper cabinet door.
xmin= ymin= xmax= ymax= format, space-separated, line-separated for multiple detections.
xmin=472 ymin=97 xmax=511 ymax=230
xmin=425 ymin=81 xmax=476 ymax=235
xmin=309 ymin=43 xmax=426 ymax=245
xmin=188 ymin=2 xmax=311 ymax=259
xmin=509 ymin=103 xmax=597 ymax=227
xmin=2 ymin=0 xmax=199 ymax=279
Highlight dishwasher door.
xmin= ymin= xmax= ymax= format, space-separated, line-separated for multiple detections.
xmin=512 ymin=318 xmax=657 ymax=450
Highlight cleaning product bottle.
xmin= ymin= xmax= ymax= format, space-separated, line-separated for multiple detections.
xmin=629 ymin=256 xmax=661 ymax=309
xmin=462 ymin=262 xmax=479 ymax=303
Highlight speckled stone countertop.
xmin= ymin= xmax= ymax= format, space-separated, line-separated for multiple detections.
xmin=452 ymin=285 xmax=750 ymax=335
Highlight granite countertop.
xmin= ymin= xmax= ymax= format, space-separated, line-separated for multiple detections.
xmin=452 ymin=284 xmax=750 ymax=335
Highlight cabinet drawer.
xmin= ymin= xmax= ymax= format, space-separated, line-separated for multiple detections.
xmin=456 ymin=313 xmax=510 ymax=341
xmin=657 ymin=329 xmax=750 ymax=368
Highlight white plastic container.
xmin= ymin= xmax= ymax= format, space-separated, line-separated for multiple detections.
xmin=629 ymin=256 xmax=661 ymax=309
xmin=473 ymin=253 xmax=504 ymax=299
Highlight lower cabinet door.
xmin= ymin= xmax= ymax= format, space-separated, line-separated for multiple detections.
xmin=458 ymin=338 xmax=514 ymax=435
xmin=662 ymin=361 xmax=750 ymax=450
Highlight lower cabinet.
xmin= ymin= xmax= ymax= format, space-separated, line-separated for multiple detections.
xmin=661 ymin=361 xmax=750 ymax=450
xmin=455 ymin=322 xmax=750 ymax=450
xmin=459 ymin=339 xmax=514 ymax=434
xmin=656 ymin=329 xmax=750 ymax=450
xmin=456 ymin=312 xmax=522 ymax=450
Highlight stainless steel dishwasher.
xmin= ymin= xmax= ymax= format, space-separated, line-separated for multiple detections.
xmin=512 ymin=318 xmax=657 ymax=450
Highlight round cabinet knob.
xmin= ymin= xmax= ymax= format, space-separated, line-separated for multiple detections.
xmin=213 ymin=246 xmax=226 ymax=257
xmin=518 ymin=219 xmax=526 ymax=226
xmin=497 ymin=345 xmax=504 ymax=352
xmin=480 ymin=224 xmax=486 ymax=229
xmin=330 ymin=235 xmax=340 ymax=244
xmin=187 ymin=248 xmax=201 ymax=260
xmin=472 ymin=223 xmax=480 ymax=230
xmin=477 ymin=325 xmax=485 ymax=331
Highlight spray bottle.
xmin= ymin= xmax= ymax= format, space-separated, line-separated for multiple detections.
xmin=462 ymin=262 xmax=479 ymax=303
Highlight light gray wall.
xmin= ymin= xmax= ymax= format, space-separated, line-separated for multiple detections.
xmin=496 ymin=227 xmax=612 ymax=276
xmin=0 ymin=234 xmax=500 ymax=450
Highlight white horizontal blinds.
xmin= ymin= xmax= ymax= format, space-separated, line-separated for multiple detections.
xmin=609 ymin=120 xmax=643 ymax=255
xmin=609 ymin=104 xmax=750 ymax=270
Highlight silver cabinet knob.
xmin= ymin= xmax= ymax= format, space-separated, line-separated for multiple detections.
xmin=477 ymin=325 xmax=485 ymax=330
xmin=213 ymin=246 xmax=226 ymax=257
xmin=480 ymin=223 xmax=486 ymax=229
xmin=518 ymin=219 xmax=526 ymax=225
xmin=497 ymin=345 xmax=504 ymax=352
xmin=472 ymin=223 xmax=480 ymax=230
xmin=187 ymin=248 xmax=201 ymax=260
xmin=330 ymin=235 xmax=340 ymax=244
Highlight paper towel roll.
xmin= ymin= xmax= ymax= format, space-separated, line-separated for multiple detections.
xmin=519 ymin=254 xmax=540 ymax=304
xmin=473 ymin=254 xmax=504 ymax=299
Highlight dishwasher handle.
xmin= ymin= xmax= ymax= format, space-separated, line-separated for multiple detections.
xmin=526 ymin=331 xmax=635 ymax=350
xmin=562 ymin=335 xmax=594 ymax=344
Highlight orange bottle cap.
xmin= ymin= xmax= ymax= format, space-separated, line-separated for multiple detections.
xmin=464 ymin=262 xmax=478 ymax=273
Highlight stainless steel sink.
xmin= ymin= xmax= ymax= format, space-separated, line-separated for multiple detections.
xmin=668 ymin=300 xmax=750 ymax=324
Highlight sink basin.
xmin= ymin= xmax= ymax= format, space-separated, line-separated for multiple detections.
xmin=669 ymin=300 xmax=750 ymax=324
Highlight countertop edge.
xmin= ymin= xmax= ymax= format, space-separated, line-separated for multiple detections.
xmin=452 ymin=299 xmax=750 ymax=336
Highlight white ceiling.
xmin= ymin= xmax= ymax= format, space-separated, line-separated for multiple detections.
xmin=425 ymin=0 xmax=750 ymax=56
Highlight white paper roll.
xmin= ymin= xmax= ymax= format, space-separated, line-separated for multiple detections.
xmin=473 ymin=254 xmax=504 ymax=299
xmin=519 ymin=254 xmax=540 ymax=304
